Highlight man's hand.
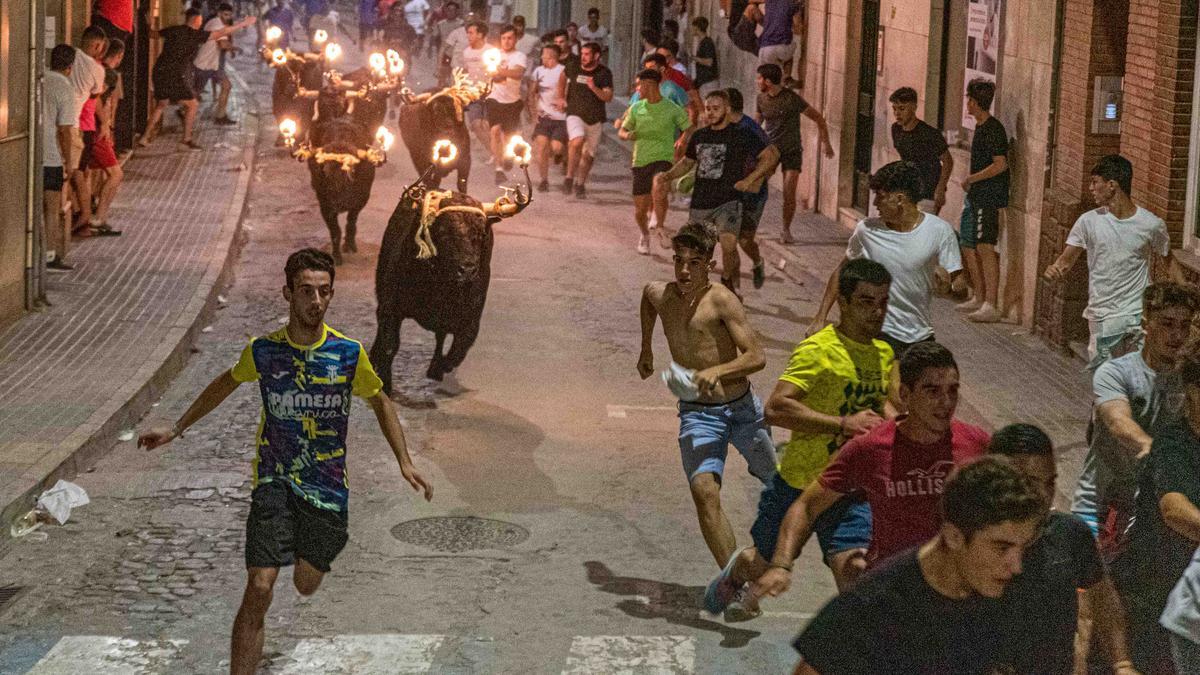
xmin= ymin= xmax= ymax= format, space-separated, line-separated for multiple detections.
xmin=752 ymin=567 xmax=791 ymax=597
xmin=961 ymin=175 xmax=973 ymax=188
xmin=673 ymin=136 xmax=688 ymax=152
xmin=400 ymin=462 xmax=434 ymax=501
xmin=1043 ymin=260 xmax=1066 ymax=282
xmin=554 ymin=97 xmax=566 ymax=112
xmin=842 ymin=410 xmax=884 ymax=437
xmin=822 ymin=140 xmax=834 ymax=159
xmin=693 ymin=367 xmax=723 ymax=396
xmin=805 ymin=318 xmax=827 ymax=338
xmin=637 ymin=350 xmax=654 ymax=379
xmin=734 ymin=176 xmax=763 ymax=193
xmin=138 ymin=427 xmax=177 ymax=451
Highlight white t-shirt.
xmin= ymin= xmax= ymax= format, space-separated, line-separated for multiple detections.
xmin=461 ymin=44 xmax=488 ymax=82
xmin=404 ymin=0 xmax=429 ymax=34
xmin=68 ymin=48 xmax=105 ymax=127
xmin=488 ymin=0 xmax=513 ymax=24
xmin=578 ymin=24 xmax=609 ymax=47
xmin=846 ymin=213 xmax=963 ymax=343
xmin=1162 ymin=546 xmax=1200 ymax=644
xmin=530 ymin=63 xmax=565 ymax=120
xmin=445 ymin=26 xmax=469 ymax=68
xmin=43 ymin=71 xmax=76 ymax=168
xmin=193 ymin=17 xmax=227 ymax=71
xmin=1066 ymin=206 xmax=1170 ymax=321
xmin=486 ymin=48 xmax=527 ymax=104
xmin=515 ymin=32 xmax=540 ymax=61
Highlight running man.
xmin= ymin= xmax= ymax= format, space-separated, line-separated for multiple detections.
xmin=656 ymin=90 xmax=776 ymax=295
xmin=726 ymin=87 xmax=777 ymax=290
xmin=808 ymin=161 xmax=962 ymax=358
xmin=637 ymin=223 xmax=777 ymax=570
xmin=192 ymin=3 xmax=238 ymax=126
xmin=755 ymin=63 xmax=834 ymax=243
xmin=558 ymin=41 xmax=613 ymax=198
xmin=459 ymin=21 xmax=494 ymax=153
xmin=888 ymin=87 xmax=953 ymax=215
xmin=619 ymin=67 xmax=691 ymax=255
xmin=528 ymin=43 xmax=567 ymax=192
xmin=138 ymin=248 xmax=432 ymax=675
xmin=485 ymin=24 xmax=527 ymax=184
xmin=706 ymin=259 xmax=898 ymax=621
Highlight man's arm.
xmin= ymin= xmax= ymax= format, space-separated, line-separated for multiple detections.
xmin=1095 ymin=399 xmax=1153 ymax=459
xmin=637 ymin=285 xmax=660 ymax=379
xmin=734 ymin=144 xmax=780 ymax=193
xmin=1160 ymin=492 xmax=1200 ymax=542
xmin=692 ymin=289 xmax=766 ymax=394
xmin=793 ymin=663 xmax=820 ymax=675
xmin=56 ymin=125 xmax=73 ymax=164
xmin=934 ymin=149 xmax=953 ymax=211
xmin=764 ymin=379 xmax=882 ymax=438
xmin=1082 ymin=576 xmax=1136 ymax=673
xmin=802 ymin=106 xmax=834 ymax=158
xmin=1044 ymin=245 xmax=1084 ymax=281
xmin=808 ymin=258 xmax=846 ymax=336
xmin=208 ymin=16 xmax=257 ymax=42
xmin=963 ymin=154 xmax=1008 ymax=187
xmin=753 ymin=480 xmax=846 ymax=596
xmin=685 ymin=88 xmax=701 ymax=124
xmin=590 ymin=82 xmax=614 ymax=103
xmin=367 ymin=393 xmax=434 ymax=500
xmin=656 ymin=156 xmax=696 ymax=184
xmin=138 ymin=371 xmax=241 ymax=449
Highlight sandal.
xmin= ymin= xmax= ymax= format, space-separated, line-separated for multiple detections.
xmin=92 ymin=223 xmax=122 ymax=236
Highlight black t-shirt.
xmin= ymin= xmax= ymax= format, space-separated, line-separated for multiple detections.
xmin=968 ymin=115 xmax=1010 ymax=208
xmin=1112 ymin=423 xmax=1200 ymax=609
xmin=564 ymin=61 xmax=613 ymax=125
xmin=685 ymin=123 xmax=766 ymax=210
xmin=155 ymin=25 xmax=211 ymax=76
xmin=996 ymin=512 xmax=1105 ymax=674
xmin=891 ymin=120 xmax=948 ymax=201
xmin=793 ymin=549 xmax=1022 ymax=674
xmin=694 ymin=37 xmax=718 ymax=87
xmin=757 ymin=87 xmax=808 ymax=157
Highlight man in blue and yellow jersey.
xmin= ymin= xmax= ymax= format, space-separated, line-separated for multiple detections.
xmin=704 ymin=258 xmax=899 ymax=621
xmin=139 ymin=248 xmax=432 ymax=675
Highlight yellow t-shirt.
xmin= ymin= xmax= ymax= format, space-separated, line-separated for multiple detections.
xmin=776 ymin=324 xmax=893 ymax=488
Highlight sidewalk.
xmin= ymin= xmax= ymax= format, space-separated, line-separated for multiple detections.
xmin=599 ymin=106 xmax=1093 ymax=503
xmin=0 ymin=57 xmax=266 ymax=529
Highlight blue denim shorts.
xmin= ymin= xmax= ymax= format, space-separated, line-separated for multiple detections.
xmin=677 ymin=390 xmax=778 ymax=484
xmin=750 ymin=473 xmax=872 ymax=562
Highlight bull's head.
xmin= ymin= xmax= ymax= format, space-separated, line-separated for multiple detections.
xmin=279 ymin=119 xmax=394 ymax=171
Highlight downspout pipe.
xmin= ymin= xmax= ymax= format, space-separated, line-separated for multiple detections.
xmin=25 ymin=0 xmax=44 ymax=309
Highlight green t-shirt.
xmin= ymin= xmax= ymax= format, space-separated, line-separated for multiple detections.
xmin=776 ymin=324 xmax=893 ymax=488
xmin=622 ymin=97 xmax=691 ymax=167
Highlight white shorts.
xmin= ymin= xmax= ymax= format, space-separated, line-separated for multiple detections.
xmin=758 ymin=43 xmax=794 ymax=69
xmin=566 ymin=115 xmax=602 ymax=156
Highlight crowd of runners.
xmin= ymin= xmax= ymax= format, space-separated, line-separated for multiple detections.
xmin=110 ymin=0 xmax=1200 ymax=673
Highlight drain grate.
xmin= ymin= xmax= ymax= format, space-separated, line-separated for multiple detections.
xmin=0 ymin=585 xmax=25 ymax=614
xmin=390 ymin=516 xmax=529 ymax=553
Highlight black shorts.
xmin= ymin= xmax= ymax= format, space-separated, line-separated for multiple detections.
xmin=245 ymin=481 xmax=349 ymax=573
xmin=486 ymin=99 xmax=524 ymax=133
xmin=79 ymin=131 xmax=96 ymax=171
xmin=533 ymin=117 xmax=568 ymax=144
xmin=44 ymin=166 xmax=65 ymax=191
xmin=879 ymin=332 xmax=935 ymax=360
xmin=778 ymin=147 xmax=803 ymax=172
xmin=632 ymin=160 xmax=672 ymax=196
xmin=152 ymin=68 xmax=196 ymax=103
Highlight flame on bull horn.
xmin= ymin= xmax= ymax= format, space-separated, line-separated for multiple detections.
xmin=386 ymin=50 xmax=405 ymax=76
xmin=324 ymin=42 xmax=342 ymax=62
xmin=505 ymin=135 xmax=532 ymax=168
xmin=265 ymin=26 xmax=282 ymax=44
xmin=432 ymin=139 xmax=458 ymax=166
xmin=271 ymin=48 xmax=287 ymax=66
xmin=312 ymin=29 xmax=328 ymax=46
xmin=369 ymin=52 xmax=386 ymax=72
xmin=278 ymin=118 xmax=297 ymax=138
xmin=375 ymin=126 xmax=395 ymax=152
xmin=482 ymin=47 xmax=502 ymax=73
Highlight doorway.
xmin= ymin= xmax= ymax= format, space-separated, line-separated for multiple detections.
xmin=851 ymin=0 xmax=881 ymax=211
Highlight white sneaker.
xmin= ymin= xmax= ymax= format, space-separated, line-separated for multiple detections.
xmin=955 ymin=296 xmax=983 ymax=312
xmin=636 ymin=236 xmax=650 ymax=255
xmin=967 ymin=303 xmax=1002 ymax=323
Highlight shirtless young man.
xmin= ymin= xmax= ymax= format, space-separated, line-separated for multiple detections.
xmin=638 ymin=222 xmax=778 ymax=569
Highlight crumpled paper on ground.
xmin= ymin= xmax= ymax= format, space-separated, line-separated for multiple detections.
xmin=36 ymin=479 xmax=90 ymax=525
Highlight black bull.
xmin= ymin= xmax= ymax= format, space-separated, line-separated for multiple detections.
xmin=397 ymin=94 xmax=472 ymax=193
xmin=369 ymin=192 xmax=495 ymax=392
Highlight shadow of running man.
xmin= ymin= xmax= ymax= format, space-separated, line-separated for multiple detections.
xmin=584 ymin=561 xmax=761 ymax=648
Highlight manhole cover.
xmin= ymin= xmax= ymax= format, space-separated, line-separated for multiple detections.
xmin=390 ymin=516 xmax=529 ymax=552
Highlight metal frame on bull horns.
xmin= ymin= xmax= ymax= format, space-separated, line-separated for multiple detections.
xmin=402 ymin=138 xmax=533 ymax=221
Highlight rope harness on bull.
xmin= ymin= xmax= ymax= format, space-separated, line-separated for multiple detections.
xmin=413 ymin=190 xmax=486 ymax=260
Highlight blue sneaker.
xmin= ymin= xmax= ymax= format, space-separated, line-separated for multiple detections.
xmin=702 ymin=547 xmax=747 ymax=614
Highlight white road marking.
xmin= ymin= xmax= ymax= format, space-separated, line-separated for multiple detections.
xmin=761 ymin=611 xmax=815 ymax=620
xmin=26 ymin=637 xmax=187 ymax=674
xmin=606 ymin=404 xmax=677 ymax=419
xmin=280 ymin=634 xmax=445 ymax=674
xmin=562 ymin=635 xmax=695 ymax=674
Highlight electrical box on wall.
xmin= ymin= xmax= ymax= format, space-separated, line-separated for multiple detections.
xmin=1092 ymin=76 xmax=1123 ymax=135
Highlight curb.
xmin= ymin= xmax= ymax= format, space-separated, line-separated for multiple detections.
xmin=0 ymin=67 xmax=264 ymax=532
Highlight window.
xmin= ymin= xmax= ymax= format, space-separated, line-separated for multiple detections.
xmin=1184 ymin=54 xmax=1200 ymax=253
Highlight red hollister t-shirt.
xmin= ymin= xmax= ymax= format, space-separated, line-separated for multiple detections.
xmin=819 ymin=419 xmax=990 ymax=564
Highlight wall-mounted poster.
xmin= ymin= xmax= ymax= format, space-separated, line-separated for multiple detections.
xmin=963 ymin=0 xmax=1002 ymax=130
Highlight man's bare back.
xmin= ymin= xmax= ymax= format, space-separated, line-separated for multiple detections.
xmin=640 ymin=280 xmax=752 ymax=404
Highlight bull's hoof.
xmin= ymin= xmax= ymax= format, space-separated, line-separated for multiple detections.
xmin=426 ymin=365 xmax=445 ymax=381
xmin=343 ymin=239 xmax=357 ymax=253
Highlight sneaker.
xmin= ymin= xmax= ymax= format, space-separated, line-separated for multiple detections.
xmin=724 ymin=584 xmax=763 ymax=623
xmin=180 ymin=140 xmax=203 ymax=151
xmin=214 ymin=116 xmax=237 ymax=126
xmin=562 ymin=177 xmax=574 ymax=195
xmin=494 ymin=169 xmax=507 ymax=185
xmin=703 ymin=546 xmax=748 ymax=615
xmin=780 ymin=228 xmax=795 ymax=244
xmin=537 ymin=179 xmax=550 ymax=192
xmin=752 ymin=261 xmax=765 ymax=289
xmin=574 ymin=184 xmax=587 ymax=199
xmin=967 ymin=303 xmax=1002 ymax=323
xmin=46 ymin=258 xmax=74 ymax=271
xmin=636 ymin=235 xmax=650 ymax=255
xmin=955 ymin=296 xmax=983 ymax=312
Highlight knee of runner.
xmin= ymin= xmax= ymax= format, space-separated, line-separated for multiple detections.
xmin=689 ymin=475 xmax=722 ymax=504
xmin=293 ymin=576 xmax=321 ymax=596
xmin=245 ymin=573 xmax=276 ymax=603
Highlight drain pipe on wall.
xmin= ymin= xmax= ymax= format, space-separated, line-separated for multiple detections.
xmin=813 ymin=0 xmax=831 ymax=213
xmin=25 ymin=0 xmax=44 ymax=310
